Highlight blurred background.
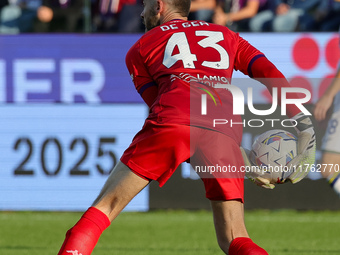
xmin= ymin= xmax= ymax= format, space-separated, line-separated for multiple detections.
xmin=0 ymin=0 xmax=339 ymax=33
xmin=0 ymin=0 xmax=339 ymax=213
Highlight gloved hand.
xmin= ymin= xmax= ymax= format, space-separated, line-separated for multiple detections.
xmin=286 ymin=113 xmax=316 ymax=184
xmin=240 ymin=147 xmax=275 ymax=189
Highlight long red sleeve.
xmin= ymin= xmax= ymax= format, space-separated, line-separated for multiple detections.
xmin=249 ymin=55 xmax=303 ymax=118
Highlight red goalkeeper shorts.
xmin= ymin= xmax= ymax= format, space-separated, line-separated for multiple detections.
xmin=120 ymin=120 xmax=245 ymax=202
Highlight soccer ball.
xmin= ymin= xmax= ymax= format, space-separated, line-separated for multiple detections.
xmin=249 ymin=129 xmax=298 ymax=184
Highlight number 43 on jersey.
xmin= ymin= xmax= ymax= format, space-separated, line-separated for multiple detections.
xmin=163 ymin=31 xmax=230 ymax=70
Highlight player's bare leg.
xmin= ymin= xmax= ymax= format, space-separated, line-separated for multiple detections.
xmin=320 ymin=152 xmax=340 ymax=196
xmin=211 ymin=200 xmax=268 ymax=255
xmin=92 ymin=160 xmax=150 ymax=220
xmin=211 ymin=200 xmax=248 ymax=252
xmin=58 ymin=161 xmax=150 ymax=255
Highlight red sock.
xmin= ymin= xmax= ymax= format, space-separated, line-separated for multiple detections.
xmin=58 ymin=207 xmax=111 ymax=255
xmin=229 ymin=237 xmax=268 ymax=255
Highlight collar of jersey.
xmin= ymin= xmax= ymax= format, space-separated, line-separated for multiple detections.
xmin=169 ymin=19 xmax=185 ymax=23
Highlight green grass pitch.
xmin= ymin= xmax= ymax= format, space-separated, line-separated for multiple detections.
xmin=0 ymin=210 xmax=339 ymax=254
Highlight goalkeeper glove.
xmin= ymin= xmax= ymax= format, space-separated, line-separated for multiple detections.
xmin=287 ymin=112 xmax=316 ymax=184
xmin=240 ymin=147 xmax=275 ymax=189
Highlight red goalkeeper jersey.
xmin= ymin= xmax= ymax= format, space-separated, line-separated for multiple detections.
xmin=125 ymin=19 xmax=264 ymax=144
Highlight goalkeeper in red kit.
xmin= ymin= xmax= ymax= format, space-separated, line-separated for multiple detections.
xmin=57 ymin=0 xmax=316 ymax=254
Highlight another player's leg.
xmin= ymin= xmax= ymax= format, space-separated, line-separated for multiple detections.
xmin=211 ymin=200 xmax=268 ymax=255
xmin=319 ymin=108 xmax=340 ymax=196
xmin=321 ymin=152 xmax=340 ymax=196
xmin=58 ymin=161 xmax=150 ymax=255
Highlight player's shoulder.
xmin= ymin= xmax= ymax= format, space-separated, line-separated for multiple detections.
xmin=126 ymin=37 xmax=143 ymax=64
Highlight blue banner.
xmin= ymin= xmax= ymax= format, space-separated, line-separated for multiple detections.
xmin=0 ymin=34 xmax=144 ymax=103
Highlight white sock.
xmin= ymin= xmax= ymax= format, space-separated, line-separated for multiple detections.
xmin=328 ymin=172 xmax=340 ymax=196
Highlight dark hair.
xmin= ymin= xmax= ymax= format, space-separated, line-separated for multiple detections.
xmin=169 ymin=0 xmax=191 ymax=17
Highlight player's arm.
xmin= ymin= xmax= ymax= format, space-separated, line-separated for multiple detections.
xmin=251 ymin=56 xmax=316 ymax=184
xmin=314 ymin=67 xmax=340 ymax=121
xmin=125 ymin=42 xmax=158 ymax=107
xmin=234 ymin=36 xmax=303 ymax=117
xmin=235 ymin=37 xmax=316 ymax=184
xmin=136 ymin=83 xmax=158 ymax=107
